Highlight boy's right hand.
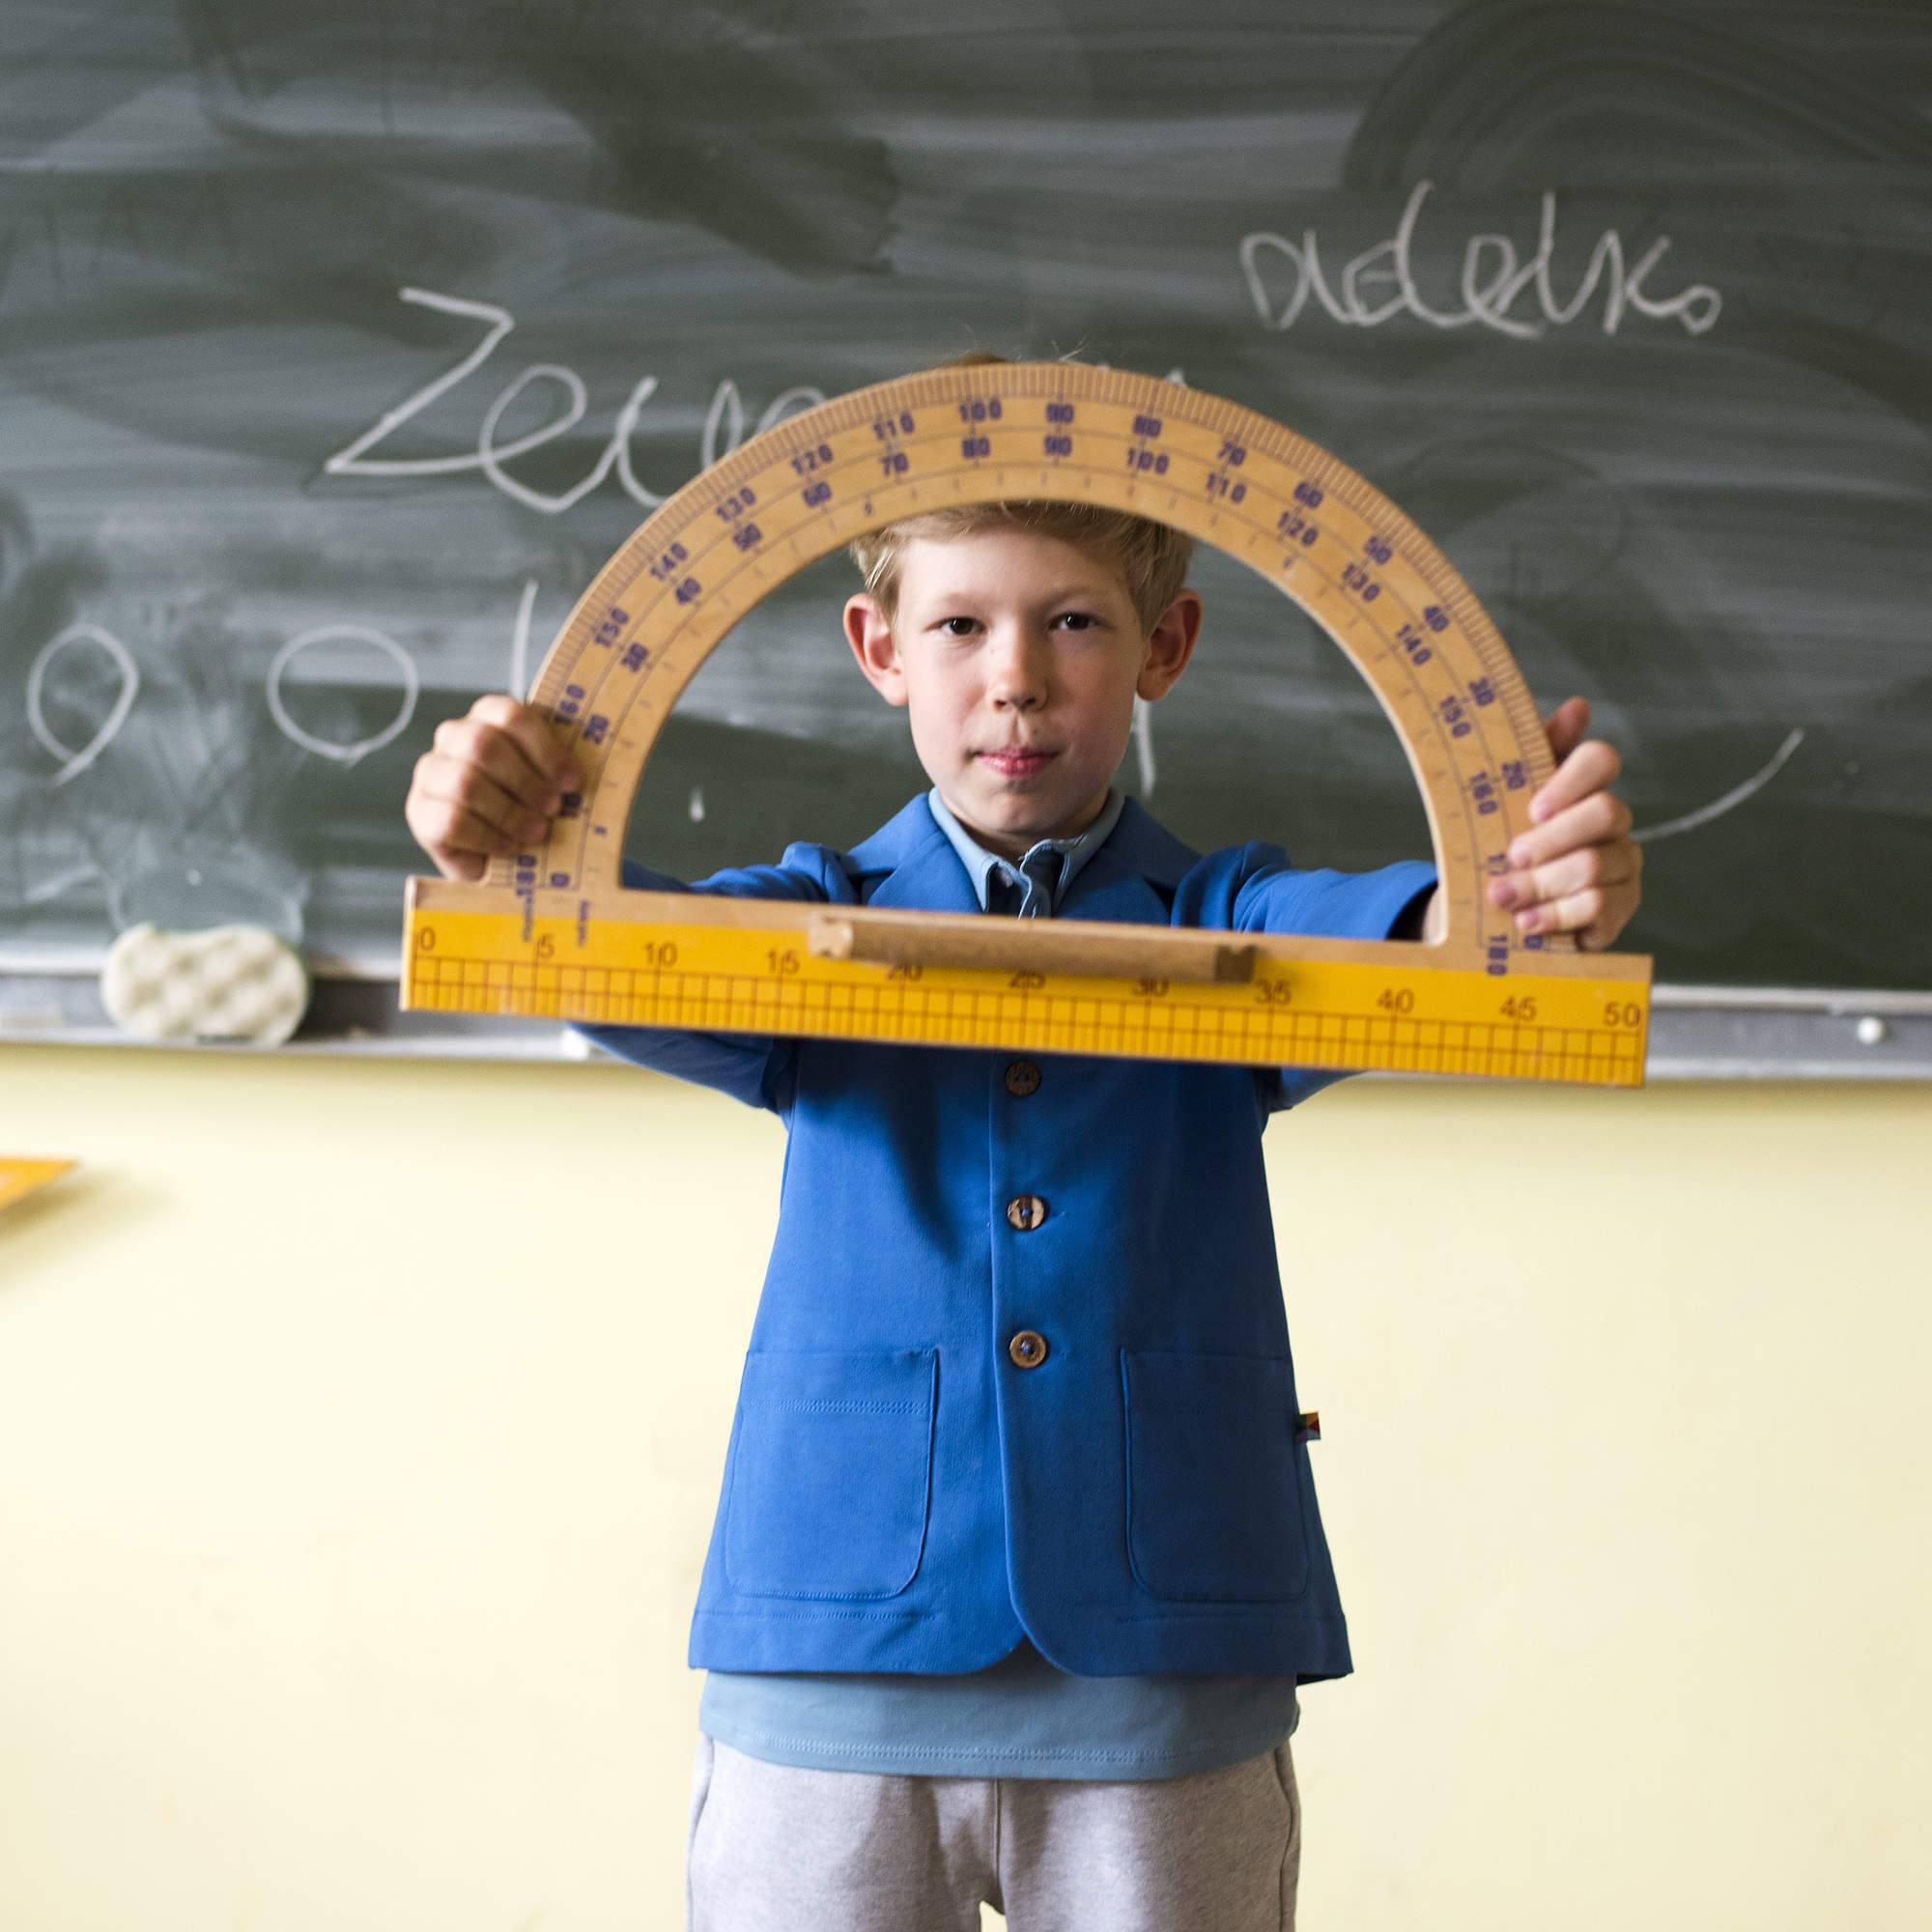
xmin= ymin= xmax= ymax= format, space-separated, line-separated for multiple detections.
xmin=405 ymin=694 xmax=584 ymax=882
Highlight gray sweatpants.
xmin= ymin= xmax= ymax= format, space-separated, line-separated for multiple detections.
xmin=686 ymin=1732 xmax=1301 ymax=1931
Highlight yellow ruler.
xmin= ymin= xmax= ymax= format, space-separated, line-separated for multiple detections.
xmin=402 ymin=361 xmax=1652 ymax=1087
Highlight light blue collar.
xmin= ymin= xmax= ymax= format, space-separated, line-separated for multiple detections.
xmin=925 ymin=784 xmax=1127 ymax=916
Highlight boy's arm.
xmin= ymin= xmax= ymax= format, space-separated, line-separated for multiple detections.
xmin=1242 ymin=695 xmax=1640 ymax=1108
xmin=1399 ymin=889 xmax=1445 ymax=943
xmin=569 ymin=850 xmax=846 ymax=1112
xmin=1218 ymin=852 xmax=1439 ymax=1111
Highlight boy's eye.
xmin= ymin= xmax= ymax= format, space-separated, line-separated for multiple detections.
xmin=931 ymin=612 xmax=1101 ymax=636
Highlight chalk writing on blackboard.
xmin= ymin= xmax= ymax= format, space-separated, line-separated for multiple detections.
xmin=1634 ymin=731 xmax=1805 ymax=846
xmin=28 ymin=625 xmax=140 ymax=787
xmin=264 ymin=627 xmax=419 ymax=767
xmin=1241 ymin=181 xmax=1722 ymax=338
xmin=322 ymin=288 xmax=826 ymax=517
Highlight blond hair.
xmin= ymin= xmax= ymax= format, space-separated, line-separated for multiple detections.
xmin=846 ymin=354 xmax=1194 ymax=633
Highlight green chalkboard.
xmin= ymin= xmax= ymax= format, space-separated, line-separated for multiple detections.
xmin=4 ymin=0 xmax=1927 ymax=1025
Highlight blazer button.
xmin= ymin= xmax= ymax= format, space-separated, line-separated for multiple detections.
xmin=1009 ymin=1330 xmax=1048 ymax=1368
xmin=1006 ymin=1194 xmax=1047 ymax=1232
xmin=1004 ymin=1059 xmax=1041 ymax=1096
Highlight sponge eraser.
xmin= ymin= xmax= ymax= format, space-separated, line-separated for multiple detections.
xmin=100 ymin=923 xmax=311 ymax=1046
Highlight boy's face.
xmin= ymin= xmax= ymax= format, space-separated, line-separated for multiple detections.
xmin=843 ymin=528 xmax=1201 ymax=862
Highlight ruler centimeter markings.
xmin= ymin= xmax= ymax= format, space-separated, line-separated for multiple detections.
xmin=402 ymin=362 xmax=1653 ymax=1086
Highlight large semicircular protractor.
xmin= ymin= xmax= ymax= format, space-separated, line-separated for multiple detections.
xmin=404 ymin=361 xmax=1652 ymax=1088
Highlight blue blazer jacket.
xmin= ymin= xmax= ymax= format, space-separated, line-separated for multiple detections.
xmin=575 ymin=793 xmax=1435 ymax=1679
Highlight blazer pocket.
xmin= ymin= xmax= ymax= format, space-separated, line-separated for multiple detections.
xmin=724 ymin=1347 xmax=937 ymax=1599
xmin=1122 ymin=1349 xmax=1312 ymax=1603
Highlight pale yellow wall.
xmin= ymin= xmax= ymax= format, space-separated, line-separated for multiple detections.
xmin=2 ymin=1043 xmax=1926 ymax=1930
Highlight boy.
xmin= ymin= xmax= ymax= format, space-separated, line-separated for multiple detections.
xmin=406 ymin=434 xmax=1640 ymax=1930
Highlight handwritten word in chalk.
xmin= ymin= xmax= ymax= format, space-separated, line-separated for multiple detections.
xmin=1239 ymin=181 xmax=1721 ymax=339
xmin=324 ymin=288 xmax=825 ymax=514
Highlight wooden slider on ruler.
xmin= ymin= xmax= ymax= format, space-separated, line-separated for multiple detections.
xmin=808 ymin=908 xmax=1259 ymax=983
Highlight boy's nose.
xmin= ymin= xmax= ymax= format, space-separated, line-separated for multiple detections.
xmin=986 ymin=632 xmax=1050 ymax=708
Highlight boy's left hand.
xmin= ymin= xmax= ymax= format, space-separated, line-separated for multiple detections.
xmin=1487 ymin=696 xmax=1642 ymax=951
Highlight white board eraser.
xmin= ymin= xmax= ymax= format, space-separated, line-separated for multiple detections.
xmin=99 ymin=923 xmax=311 ymax=1046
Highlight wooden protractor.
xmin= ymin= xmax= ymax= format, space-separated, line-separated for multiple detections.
xmin=402 ymin=361 xmax=1651 ymax=1087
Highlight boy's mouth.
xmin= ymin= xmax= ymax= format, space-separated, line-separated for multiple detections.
xmin=978 ymin=748 xmax=1057 ymax=780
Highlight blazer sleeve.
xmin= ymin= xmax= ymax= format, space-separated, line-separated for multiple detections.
xmin=1180 ymin=840 xmax=1438 ymax=1113
xmin=568 ymin=848 xmax=850 ymax=1112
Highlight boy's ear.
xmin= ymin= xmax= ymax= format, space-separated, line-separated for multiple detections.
xmin=1136 ymin=589 xmax=1203 ymax=702
xmin=843 ymin=593 xmax=909 ymax=708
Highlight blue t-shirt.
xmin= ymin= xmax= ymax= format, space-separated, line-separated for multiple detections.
xmin=696 ymin=786 xmax=1304 ymax=1780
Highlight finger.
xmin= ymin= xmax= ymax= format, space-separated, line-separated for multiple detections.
xmin=1499 ymin=858 xmax=1641 ymax=941
xmin=1507 ymin=777 xmax=1631 ymax=869
xmin=436 ymin=711 xmax=575 ymax=818
xmin=468 ymin=694 xmax=584 ymax=799
xmin=1489 ymin=843 xmax=1639 ymax=917
xmin=403 ymin=789 xmax=513 ymax=880
xmin=431 ymin=802 xmax=537 ymax=868
xmin=408 ymin=765 xmax=553 ymax=881
xmin=1540 ymin=696 xmax=1591 ymax=766
xmin=464 ymin=696 xmax=583 ymax=802
xmin=1528 ymin=732 xmax=1619 ymax=827
xmin=1547 ymin=878 xmax=1641 ymax=951
xmin=414 ymin=754 xmax=557 ymax=849
xmin=1505 ymin=879 xmax=1637 ymax=946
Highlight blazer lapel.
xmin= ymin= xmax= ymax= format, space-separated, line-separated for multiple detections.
xmin=1059 ymin=796 xmax=1202 ymax=928
xmin=847 ymin=795 xmax=982 ymax=915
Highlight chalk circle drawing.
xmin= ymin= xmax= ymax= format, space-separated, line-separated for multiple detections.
xmin=27 ymin=623 xmax=141 ymax=786
xmin=266 ymin=624 xmax=419 ymax=764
